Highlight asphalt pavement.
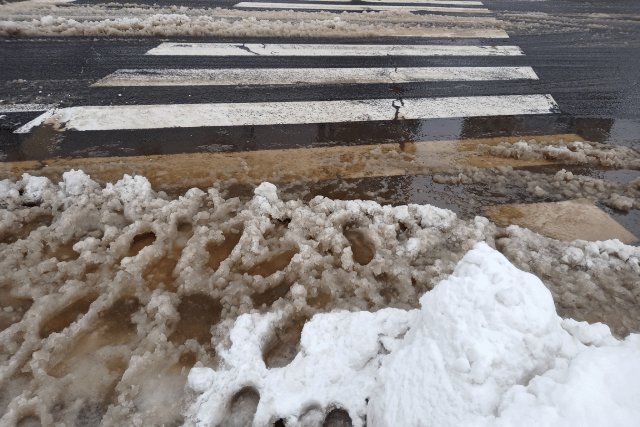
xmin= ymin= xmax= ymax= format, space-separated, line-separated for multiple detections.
xmin=2 ymin=0 xmax=640 ymax=143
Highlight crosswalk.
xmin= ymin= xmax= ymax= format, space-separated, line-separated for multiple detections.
xmin=233 ymin=2 xmax=491 ymax=12
xmin=14 ymin=0 xmax=559 ymax=142
xmin=4 ymin=0 xmax=640 ymax=244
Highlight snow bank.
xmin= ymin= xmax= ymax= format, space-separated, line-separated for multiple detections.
xmin=369 ymin=242 xmax=564 ymax=426
xmin=186 ymin=243 xmax=639 ymax=427
xmin=367 ymin=242 xmax=640 ymax=427
xmin=495 ymin=334 xmax=640 ymax=427
xmin=0 ymin=3 xmax=500 ymax=38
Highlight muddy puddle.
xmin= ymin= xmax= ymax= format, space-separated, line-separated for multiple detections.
xmin=206 ymin=230 xmax=242 ymax=271
xmin=344 ymin=228 xmax=376 ymax=266
xmin=169 ymin=294 xmax=222 ymax=347
xmin=263 ymin=315 xmax=308 ymax=369
xmin=40 ymin=293 xmax=99 ymax=339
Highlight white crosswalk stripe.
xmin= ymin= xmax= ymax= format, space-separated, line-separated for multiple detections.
xmin=92 ymin=67 xmax=538 ymax=87
xmin=294 ymin=0 xmax=484 ymax=4
xmin=146 ymin=43 xmax=522 ymax=57
xmin=16 ymin=96 xmax=559 ymax=132
xmin=359 ymin=0 xmax=483 ymax=3
xmin=233 ymin=2 xmax=491 ymax=12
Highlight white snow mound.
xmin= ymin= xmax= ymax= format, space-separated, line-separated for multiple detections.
xmin=187 ymin=242 xmax=640 ymax=427
xmin=368 ymin=242 xmax=640 ymax=427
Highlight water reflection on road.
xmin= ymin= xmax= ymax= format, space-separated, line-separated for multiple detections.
xmin=1 ymin=114 xmax=639 ymax=243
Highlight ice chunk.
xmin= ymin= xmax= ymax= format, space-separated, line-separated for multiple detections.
xmin=561 ymin=247 xmax=584 ymax=265
xmin=561 ymin=318 xmax=618 ymax=347
xmin=254 ymin=182 xmax=279 ymax=204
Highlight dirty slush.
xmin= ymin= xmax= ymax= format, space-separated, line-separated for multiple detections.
xmin=1 ymin=137 xmax=640 ymax=426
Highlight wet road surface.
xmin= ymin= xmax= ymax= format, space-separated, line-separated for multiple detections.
xmin=1 ymin=0 xmax=639 ymax=242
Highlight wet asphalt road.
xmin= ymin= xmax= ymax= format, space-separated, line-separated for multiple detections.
xmin=0 ymin=0 xmax=638 ymax=160
xmin=2 ymin=0 xmax=640 ymax=136
xmin=0 ymin=0 xmax=639 ymax=241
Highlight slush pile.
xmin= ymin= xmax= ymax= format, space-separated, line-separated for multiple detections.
xmin=0 ymin=171 xmax=638 ymax=426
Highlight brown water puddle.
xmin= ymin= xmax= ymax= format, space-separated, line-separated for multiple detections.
xmin=206 ymin=231 xmax=242 ymax=271
xmin=486 ymin=205 xmax=526 ymax=223
xmin=43 ymin=297 xmax=141 ymax=426
xmin=307 ymin=288 xmax=332 ymax=310
xmin=168 ymin=294 xmax=222 ymax=346
xmin=143 ymin=224 xmax=193 ymax=291
xmin=0 ymin=134 xmax=579 ymax=192
xmin=344 ymin=229 xmax=375 ymax=265
xmin=485 ymin=199 xmax=639 ymax=244
xmin=251 ymin=279 xmax=294 ymax=309
xmin=0 ymin=289 xmax=33 ymax=332
xmin=49 ymin=297 xmax=142 ymax=378
xmin=40 ymin=294 xmax=98 ymax=339
xmin=17 ymin=415 xmax=41 ymax=427
xmin=45 ymin=241 xmax=80 ymax=262
xmin=0 ymin=212 xmax=53 ymax=245
xmin=127 ymin=232 xmax=156 ymax=257
xmin=143 ymin=248 xmax=182 ymax=292
xmin=247 ymin=250 xmax=298 ymax=277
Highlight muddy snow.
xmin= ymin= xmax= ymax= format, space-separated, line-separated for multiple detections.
xmin=0 ymin=161 xmax=638 ymax=426
xmin=0 ymin=2 xmax=504 ymax=38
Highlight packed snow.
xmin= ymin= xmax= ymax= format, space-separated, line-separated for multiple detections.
xmin=0 ymin=171 xmax=638 ymax=426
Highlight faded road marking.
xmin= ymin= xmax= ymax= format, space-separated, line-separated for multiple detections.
xmin=0 ymin=104 xmax=55 ymax=113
